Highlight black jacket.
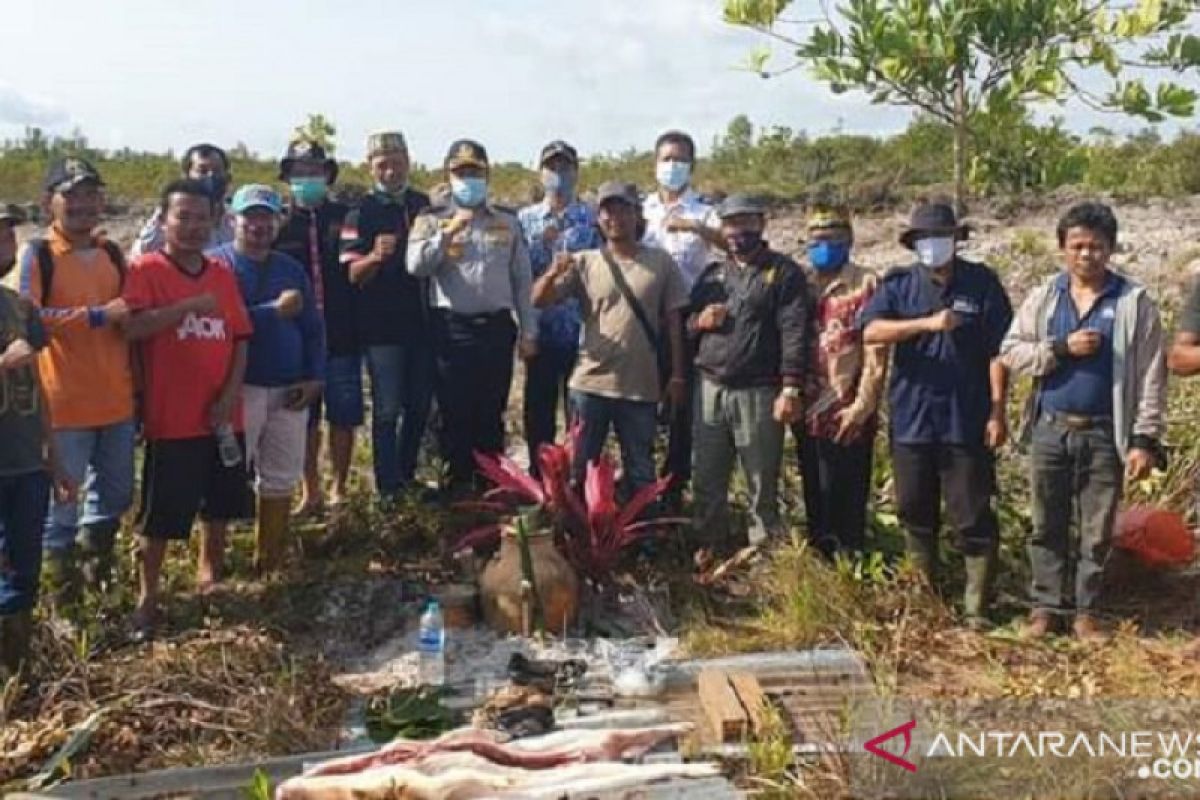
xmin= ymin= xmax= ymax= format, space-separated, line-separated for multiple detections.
xmin=687 ymin=249 xmax=809 ymax=388
xmin=338 ymin=189 xmax=432 ymax=347
xmin=275 ymin=199 xmax=353 ymax=356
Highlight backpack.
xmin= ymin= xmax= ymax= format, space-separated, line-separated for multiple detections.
xmin=34 ymin=238 xmax=126 ymax=305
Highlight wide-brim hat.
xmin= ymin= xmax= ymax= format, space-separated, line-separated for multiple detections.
xmin=899 ymin=202 xmax=970 ymax=249
xmin=279 ymin=140 xmax=339 ymax=185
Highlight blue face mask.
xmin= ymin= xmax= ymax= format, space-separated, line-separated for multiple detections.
xmin=808 ymin=240 xmax=851 ymax=272
xmin=655 ymin=160 xmax=691 ymax=193
xmin=451 ymin=176 xmax=488 ymax=208
xmin=290 ymin=177 xmax=328 ymax=207
xmin=542 ymin=169 xmax=575 ymax=197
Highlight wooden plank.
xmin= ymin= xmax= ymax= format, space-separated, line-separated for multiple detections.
xmin=698 ymin=669 xmax=749 ymax=743
xmin=728 ymin=672 xmax=773 ymax=739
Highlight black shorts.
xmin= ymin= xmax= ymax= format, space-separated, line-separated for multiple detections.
xmin=137 ymin=436 xmax=252 ymax=540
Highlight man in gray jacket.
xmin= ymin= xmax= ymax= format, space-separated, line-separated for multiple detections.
xmin=1000 ymin=202 xmax=1165 ymax=642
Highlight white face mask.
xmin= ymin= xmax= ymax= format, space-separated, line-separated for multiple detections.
xmin=916 ymin=236 xmax=956 ymax=268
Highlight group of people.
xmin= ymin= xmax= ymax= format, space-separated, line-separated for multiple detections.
xmin=0 ymin=124 xmax=1192 ymax=678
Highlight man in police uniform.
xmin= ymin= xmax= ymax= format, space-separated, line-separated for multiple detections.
xmin=408 ymin=140 xmax=536 ymax=497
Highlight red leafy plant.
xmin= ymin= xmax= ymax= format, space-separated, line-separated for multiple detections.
xmin=452 ymin=424 xmax=682 ymax=582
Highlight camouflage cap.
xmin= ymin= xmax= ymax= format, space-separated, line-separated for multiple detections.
xmin=0 ymin=203 xmax=26 ymax=226
xmin=367 ymin=131 xmax=408 ymax=158
xmin=444 ymin=139 xmax=489 ymax=170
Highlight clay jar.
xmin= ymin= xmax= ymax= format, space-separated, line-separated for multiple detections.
xmin=479 ymin=523 xmax=579 ymax=636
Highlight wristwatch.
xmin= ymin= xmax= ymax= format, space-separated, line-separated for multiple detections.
xmin=781 ymin=386 xmax=801 ymax=400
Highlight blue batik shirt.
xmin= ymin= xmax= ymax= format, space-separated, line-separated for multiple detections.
xmin=518 ymin=198 xmax=601 ymax=352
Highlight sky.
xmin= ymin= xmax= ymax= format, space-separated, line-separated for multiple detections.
xmin=0 ymin=0 xmax=1193 ymax=167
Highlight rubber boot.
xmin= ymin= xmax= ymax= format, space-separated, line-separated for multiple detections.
xmin=0 ymin=609 xmax=34 ymax=677
xmin=903 ymin=532 xmax=938 ymax=585
xmin=254 ymin=496 xmax=291 ymax=575
xmin=77 ymin=520 xmax=119 ymax=595
xmin=963 ymin=551 xmax=996 ymax=630
xmin=41 ymin=549 xmax=81 ymax=618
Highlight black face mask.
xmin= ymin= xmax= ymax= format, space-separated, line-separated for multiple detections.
xmin=727 ymin=230 xmax=765 ymax=257
xmin=198 ymin=174 xmax=229 ymax=203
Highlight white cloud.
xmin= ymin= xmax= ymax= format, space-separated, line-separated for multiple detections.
xmin=0 ymin=83 xmax=69 ymax=127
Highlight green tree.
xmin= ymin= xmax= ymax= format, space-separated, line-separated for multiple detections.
xmin=724 ymin=0 xmax=1200 ymax=210
xmin=292 ymin=113 xmax=337 ymax=155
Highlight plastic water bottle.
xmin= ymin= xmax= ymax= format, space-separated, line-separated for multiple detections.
xmin=417 ymin=599 xmax=445 ymax=686
xmin=216 ymin=423 xmax=242 ymax=468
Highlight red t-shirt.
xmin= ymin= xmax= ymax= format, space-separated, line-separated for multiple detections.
xmin=123 ymin=252 xmax=253 ymax=440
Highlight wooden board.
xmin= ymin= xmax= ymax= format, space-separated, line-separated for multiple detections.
xmin=698 ymin=669 xmax=749 ymax=743
xmin=728 ymin=672 xmax=772 ymax=739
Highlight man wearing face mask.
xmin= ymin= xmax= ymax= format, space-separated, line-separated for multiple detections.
xmin=18 ymin=158 xmax=135 ymax=616
xmin=132 ymin=143 xmax=235 ymax=258
xmin=274 ymin=140 xmax=357 ymax=516
xmin=409 ymin=139 xmax=537 ymax=498
xmin=209 ymin=185 xmax=324 ymax=573
xmin=859 ymin=202 xmax=1012 ymax=629
xmin=517 ymin=141 xmax=601 ymax=476
xmin=340 ymin=132 xmax=432 ymax=501
xmin=800 ymin=205 xmax=888 ymax=558
xmin=642 ymin=130 xmax=723 ymax=509
xmin=687 ymin=195 xmax=808 ymax=552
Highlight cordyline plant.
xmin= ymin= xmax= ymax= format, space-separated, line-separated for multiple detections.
xmin=451 ymin=424 xmax=683 ymax=582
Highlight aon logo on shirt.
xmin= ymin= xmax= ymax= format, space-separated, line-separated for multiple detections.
xmin=177 ymin=313 xmax=227 ymax=341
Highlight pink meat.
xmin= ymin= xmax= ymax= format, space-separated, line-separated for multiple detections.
xmin=276 ymin=759 xmax=720 ymax=800
xmin=292 ymin=723 xmax=693 ymax=791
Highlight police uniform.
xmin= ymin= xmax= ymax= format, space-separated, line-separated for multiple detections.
xmin=406 ymin=140 xmax=535 ymax=491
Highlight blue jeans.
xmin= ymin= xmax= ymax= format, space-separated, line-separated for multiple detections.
xmin=366 ymin=344 xmax=434 ymax=495
xmin=44 ymin=419 xmax=136 ymax=553
xmin=321 ymin=353 xmax=365 ymax=428
xmin=570 ymin=391 xmax=657 ymax=493
xmin=0 ymin=470 xmax=49 ymax=614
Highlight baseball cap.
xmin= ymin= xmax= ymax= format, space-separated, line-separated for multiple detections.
xmin=44 ymin=156 xmax=104 ymax=194
xmin=0 ymin=204 xmax=26 ymax=226
xmin=717 ymin=193 xmax=767 ymax=219
xmin=596 ymin=181 xmax=639 ymax=207
xmin=231 ymin=184 xmax=284 ymax=215
xmin=539 ymin=140 xmax=578 ymax=167
xmin=444 ymin=139 xmax=489 ymax=170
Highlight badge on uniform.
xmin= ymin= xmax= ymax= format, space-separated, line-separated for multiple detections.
xmin=951 ymin=297 xmax=980 ymax=316
xmin=484 ymin=222 xmax=512 ymax=246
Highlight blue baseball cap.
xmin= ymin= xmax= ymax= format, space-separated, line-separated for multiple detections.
xmin=231 ymin=184 xmax=283 ymax=215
